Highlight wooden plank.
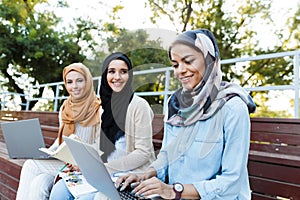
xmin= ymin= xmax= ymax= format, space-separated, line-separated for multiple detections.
xmin=41 ymin=125 xmax=59 ymax=147
xmin=251 ymin=118 xmax=300 ymax=134
xmin=152 ymin=114 xmax=164 ymax=137
xmin=250 ymin=143 xmax=300 ymax=156
xmin=152 ymin=139 xmax=162 ymax=152
xmin=249 ymin=176 xmax=300 ymax=199
xmin=41 ymin=125 xmax=59 ymax=137
xmin=0 ymin=181 xmax=16 ymax=200
xmin=248 ymin=160 xmax=300 ymax=184
xmin=0 ymin=172 xmax=19 ymax=191
xmin=249 ymin=150 xmax=300 ymax=167
xmin=251 ymin=131 xmax=300 ymax=146
xmin=0 ymin=157 xmax=23 ymax=180
xmin=251 ymin=192 xmax=278 ymax=200
xmin=0 ymin=110 xmax=59 ymax=127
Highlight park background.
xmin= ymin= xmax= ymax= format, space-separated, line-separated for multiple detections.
xmin=0 ymin=0 xmax=300 ymax=118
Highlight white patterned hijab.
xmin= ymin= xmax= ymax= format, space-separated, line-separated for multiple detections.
xmin=167 ymin=29 xmax=256 ymax=126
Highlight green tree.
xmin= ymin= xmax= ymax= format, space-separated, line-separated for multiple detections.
xmin=103 ymin=28 xmax=174 ymax=113
xmin=0 ymin=0 xmax=102 ymax=110
xmin=145 ymin=0 xmax=298 ymax=117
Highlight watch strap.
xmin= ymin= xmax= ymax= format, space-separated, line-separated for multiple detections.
xmin=173 ymin=183 xmax=183 ymax=200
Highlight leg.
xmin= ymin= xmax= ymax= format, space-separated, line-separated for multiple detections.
xmin=16 ymin=159 xmax=64 ymax=200
xmin=49 ymin=179 xmax=74 ymax=200
xmin=28 ymin=173 xmax=55 ymax=200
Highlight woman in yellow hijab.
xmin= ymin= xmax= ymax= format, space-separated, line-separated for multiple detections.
xmin=16 ymin=63 xmax=101 ymax=200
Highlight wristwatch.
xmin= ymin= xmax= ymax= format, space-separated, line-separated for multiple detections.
xmin=173 ymin=182 xmax=184 ymax=200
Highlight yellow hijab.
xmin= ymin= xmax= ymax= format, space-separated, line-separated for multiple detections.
xmin=58 ymin=63 xmax=101 ymax=144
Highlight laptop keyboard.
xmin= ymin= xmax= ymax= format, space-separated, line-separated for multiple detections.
xmin=117 ymin=184 xmax=150 ymax=200
xmin=119 ymin=189 xmax=139 ymax=200
xmin=118 ymin=186 xmax=151 ymax=200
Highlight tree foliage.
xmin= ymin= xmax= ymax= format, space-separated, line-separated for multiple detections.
xmin=145 ymin=0 xmax=299 ymax=116
xmin=1 ymin=0 xmax=299 ymax=116
xmin=0 ymin=0 xmax=102 ymax=109
xmin=102 ymin=28 xmax=174 ymax=113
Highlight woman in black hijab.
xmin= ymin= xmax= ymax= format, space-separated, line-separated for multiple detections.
xmin=100 ymin=52 xmax=134 ymax=161
xmin=49 ymin=52 xmax=156 ymax=200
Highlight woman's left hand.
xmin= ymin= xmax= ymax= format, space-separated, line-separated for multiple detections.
xmin=131 ymin=177 xmax=175 ymax=199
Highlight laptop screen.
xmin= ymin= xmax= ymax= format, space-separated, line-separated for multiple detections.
xmin=1 ymin=118 xmax=49 ymax=159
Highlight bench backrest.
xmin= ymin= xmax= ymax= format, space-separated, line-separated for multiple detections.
xmin=248 ymin=117 xmax=300 ymax=199
xmin=0 ymin=110 xmax=59 ymax=127
xmin=250 ymin=117 xmax=300 ymax=157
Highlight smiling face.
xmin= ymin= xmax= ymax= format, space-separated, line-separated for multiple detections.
xmin=65 ymin=71 xmax=86 ymax=99
xmin=106 ymin=59 xmax=129 ymax=92
xmin=170 ymin=43 xmax=206 ymax=90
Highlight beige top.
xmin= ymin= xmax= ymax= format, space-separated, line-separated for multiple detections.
xmin=49 ymin=108 xmax=101 ymax=152
xmin=106 ymin=95 xmax=156 ymax=173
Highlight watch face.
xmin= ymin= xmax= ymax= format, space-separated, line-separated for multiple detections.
xmin=174 ymin=183 xmax=184 ymax=192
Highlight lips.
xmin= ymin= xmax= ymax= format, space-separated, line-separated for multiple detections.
xmin=112 ymin=82 xmax=124 ymax=87
xmin=179 ymin=75 xmax=193 ymax=83
xmin=73 ymin=90 xmax=81 ymax=95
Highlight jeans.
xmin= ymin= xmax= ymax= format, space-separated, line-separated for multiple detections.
xmin=49 ymin=179 xmax=97 ymax=200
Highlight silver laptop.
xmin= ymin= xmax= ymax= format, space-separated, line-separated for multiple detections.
xmin=1 ymin=118 xmax=50 ymax=159
xmin=63 ymin=136 xmax=162 ymax=200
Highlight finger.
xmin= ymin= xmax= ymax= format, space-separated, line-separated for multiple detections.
xmin=116 ymin=174 xmax=132 ymax=188
xmin=115 ymin=176 xmax=127 ymax=188
xmin=134 ymin=178 xmax=161 ymax=197
xmin=121 ymin=175 xmax=140 ymax=191
xmin=133 ymin=181 xmax=152 ymax=197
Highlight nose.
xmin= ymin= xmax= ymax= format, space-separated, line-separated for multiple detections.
xmin=177 ymin=62 xmax=187 ymax=73
xmin=71 ymin=82 xmax=78 ymax=89
xmin=114 ymin=72 xmax=121 ymax=79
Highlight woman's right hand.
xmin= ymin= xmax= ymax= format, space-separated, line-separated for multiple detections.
xmin=115 ymin=167 xmax=157 ymax=191
xmin=64 ymin=162 xmax=80 ymax=172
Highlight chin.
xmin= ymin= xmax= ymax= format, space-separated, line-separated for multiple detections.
xmin=182 ymin=85 xmax=193 ymax=90
xmin=73 ymin=95 xmax=82 ymax=99
xmin=112 ymin=88 xmax=122 ymax=92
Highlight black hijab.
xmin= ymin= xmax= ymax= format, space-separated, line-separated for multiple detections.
xmin=100 ymin=52 xmax=134 ymax=161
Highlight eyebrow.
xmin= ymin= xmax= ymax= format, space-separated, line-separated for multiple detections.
xmin=171 ymin=54 xmax=193 ymax=62
xmin=107 ymin=67 xmax=128 ymax=70
xmin=66 ymin=77 xmax=84 ymax=81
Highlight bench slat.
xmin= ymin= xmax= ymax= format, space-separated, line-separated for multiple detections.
xmin=250 ymin=142 xmax=300 ymax=156
xmin=249 ymin=150 xmax=300 ymax=167
xmin=251 ymin=131 xmax=300 ymax=146
xmin=0 ymin=182 xmax=16 ymax=200
xmin=248 ymin=160 xmax=300 ymax=184
xmin=249 ymin=176 xmax=300 ymax=199
xmin=251 ymin=118 xmax=300 ymax=134
xmin=251 ymin=192 xmax=278 ymax=200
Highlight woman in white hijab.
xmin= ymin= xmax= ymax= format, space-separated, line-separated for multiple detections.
xmin=116 ymin=29 xmax=255 ymax=200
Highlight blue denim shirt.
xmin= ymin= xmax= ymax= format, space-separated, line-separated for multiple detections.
xmin=150 ymin=97 xmax=251 ymax=200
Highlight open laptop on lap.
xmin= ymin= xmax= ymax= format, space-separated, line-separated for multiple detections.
xmin=1 ymin=118 xmax=51 ymax=159
xmin=63 ymin=136 xmax=162 ymax=200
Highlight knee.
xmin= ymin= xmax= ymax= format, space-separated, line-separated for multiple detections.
xmin=21 ymin=159 xmax=36 ymax=172
xmin=28 ymin=173 xmax=55 ymax=200
xmin=50 ymin=179 xmax=74 ymax=200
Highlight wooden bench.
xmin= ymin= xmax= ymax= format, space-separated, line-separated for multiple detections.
xmin=248 ymin=117 xmax=300 ymax=199
xmin=152 ymin=116 xmax=300 ymax=199
xmin=0 ymin=111 xmax=164 ymax=200
xmin=1 ymin=111 xmax=300 ymax=200
xmin=0 ymin=111 xmax=59 ymax=200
